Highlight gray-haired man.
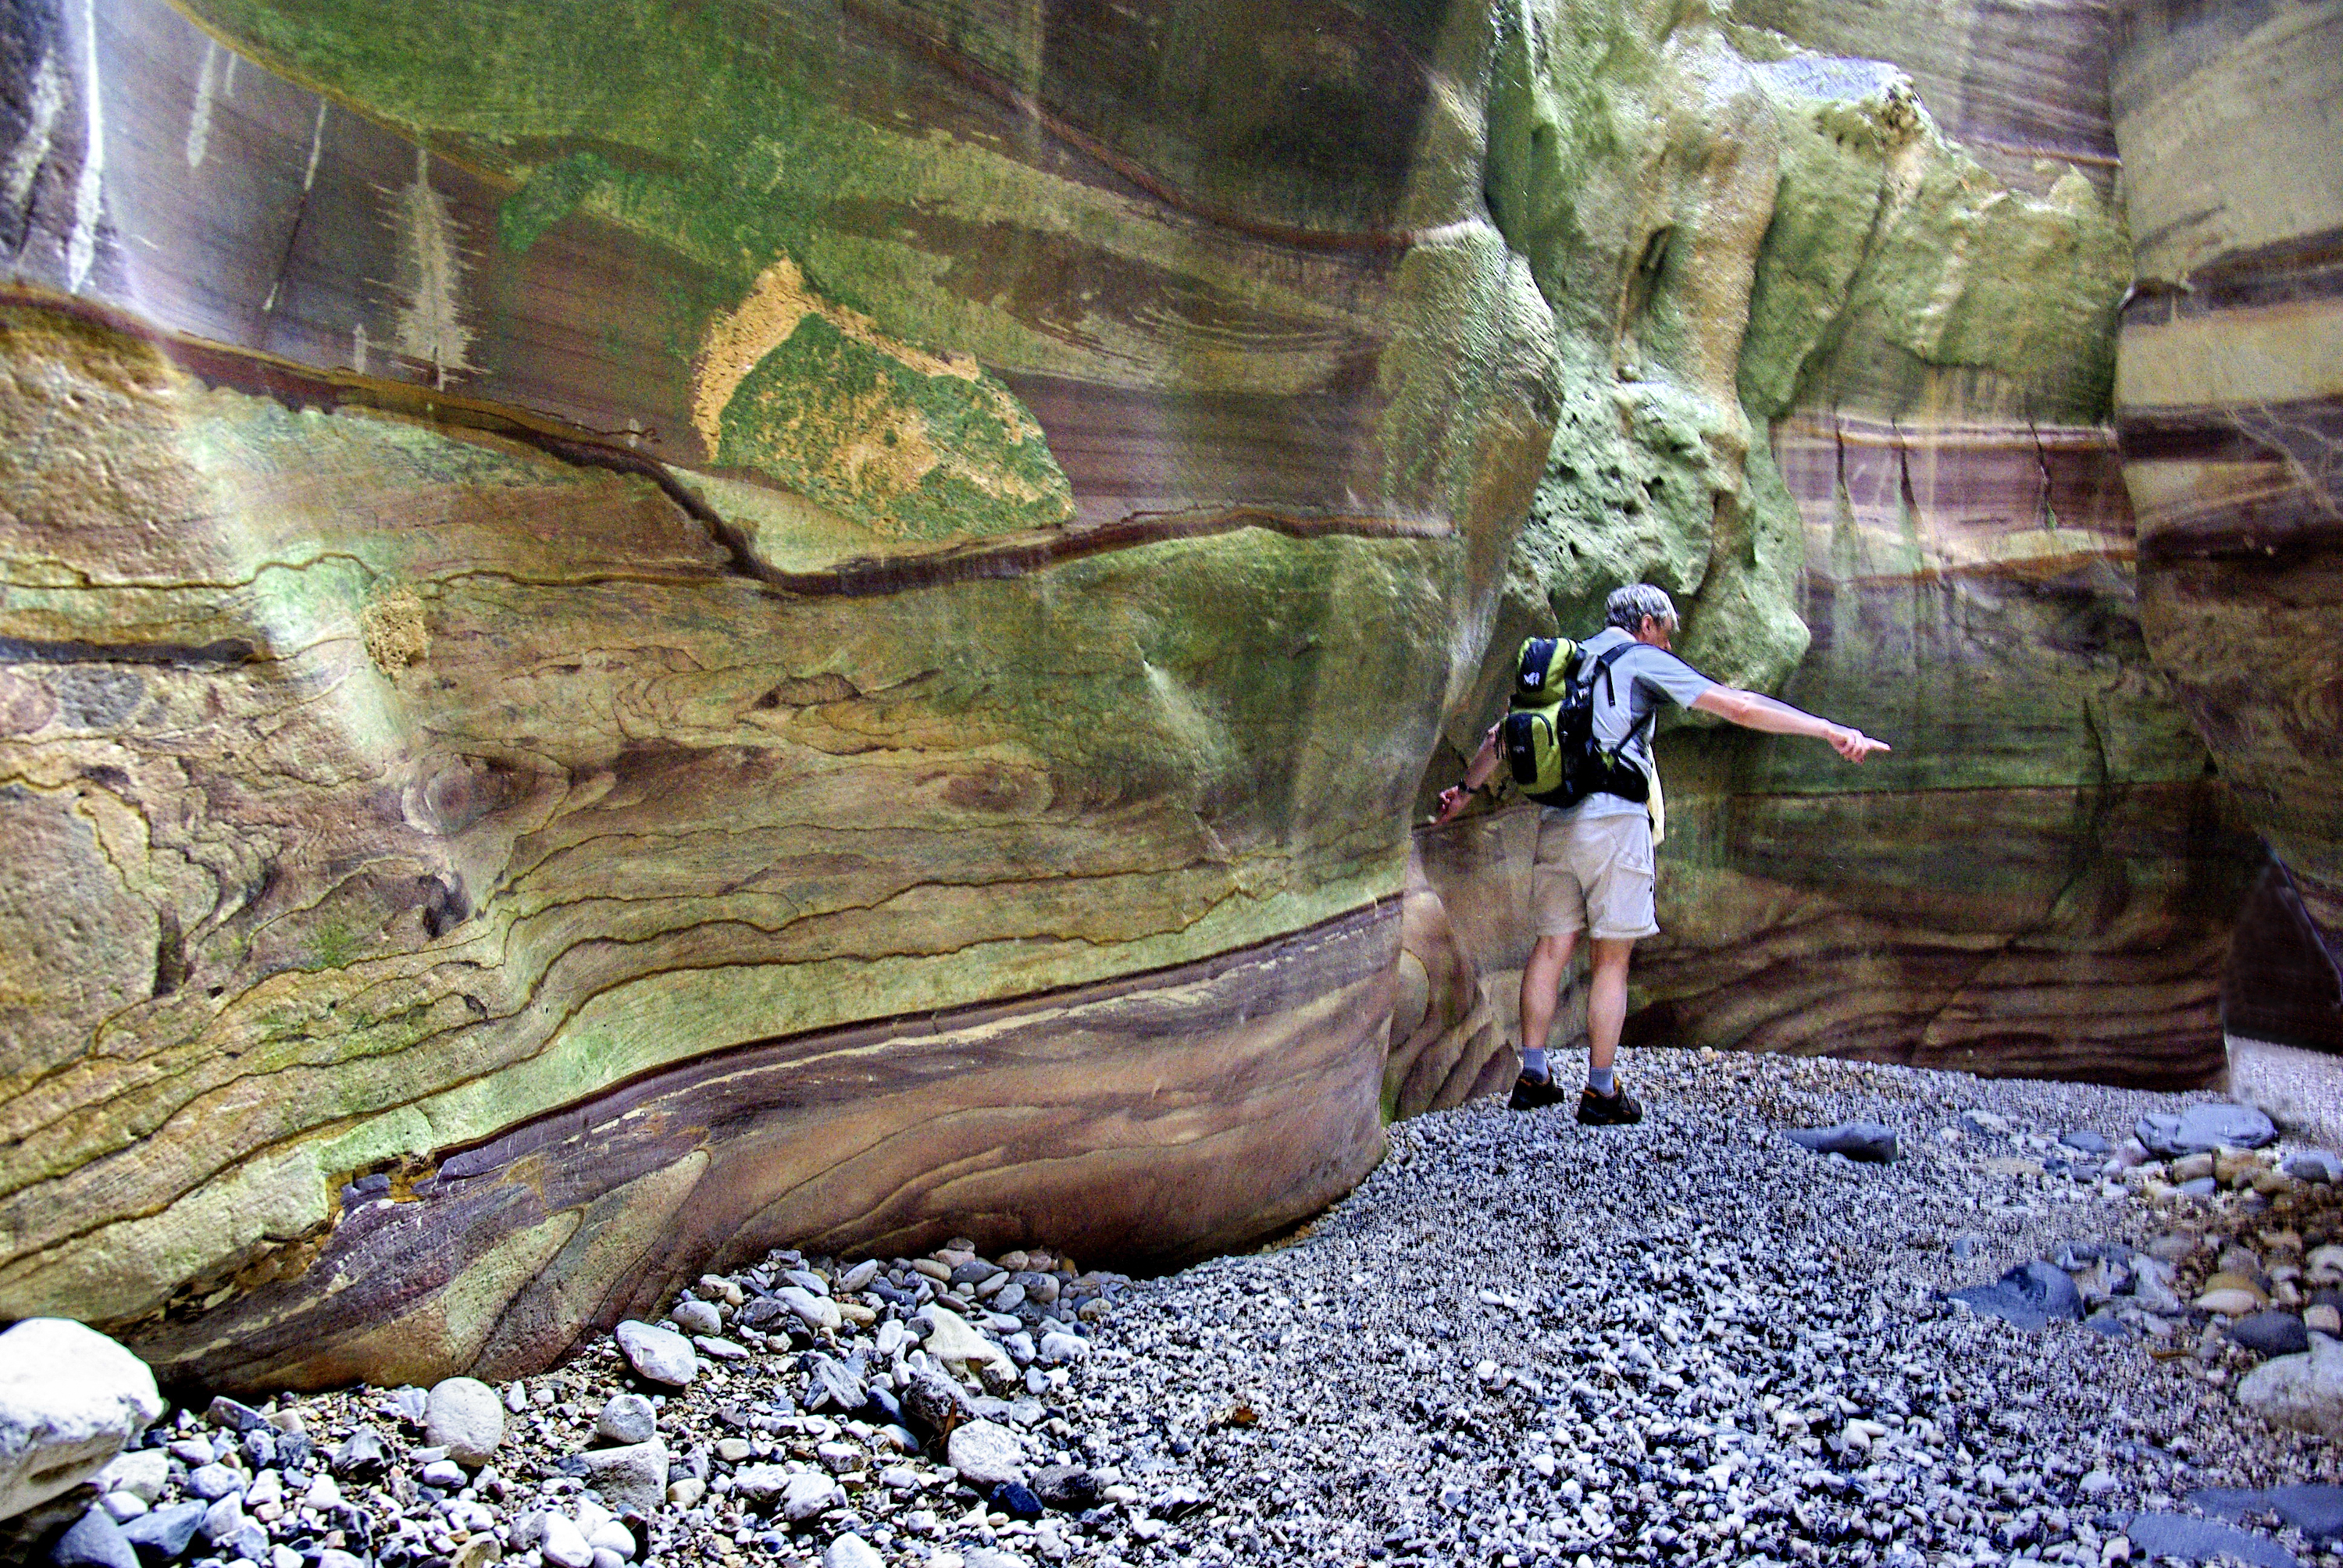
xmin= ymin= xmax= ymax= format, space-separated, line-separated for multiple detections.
xmin=1431 ymin=585 xmax=1890 ymax=1124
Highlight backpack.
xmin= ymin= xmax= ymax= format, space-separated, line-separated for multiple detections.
xmin=1501 ymin=636 xmax=1654 ymax=809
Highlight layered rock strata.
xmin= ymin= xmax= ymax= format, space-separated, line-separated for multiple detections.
xmin=0 ymin=0 xmax=1557 ymax=1388
xmin=1419 ymin=0 xmax=2254 ymax=1085
xmin=2108 ymin=0 xmax=2343 ymax=1049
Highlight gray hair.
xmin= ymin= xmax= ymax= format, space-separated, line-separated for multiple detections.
xmin=1605 ymin=583 xmax=1680 ymax=633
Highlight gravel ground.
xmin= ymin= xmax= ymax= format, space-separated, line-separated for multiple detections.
xmin=49 ymin=1049 xmax=2343 ymax=1568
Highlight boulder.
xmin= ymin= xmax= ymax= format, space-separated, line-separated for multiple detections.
xmin=0 ymin=1320 xmax=162 ymax=1522
xmin=2239 ymin=1335 xmax=2343 ymax=1438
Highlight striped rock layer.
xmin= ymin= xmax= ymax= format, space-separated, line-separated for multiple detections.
xmin=2110 ymin=0 xmax=2343 ymax=1049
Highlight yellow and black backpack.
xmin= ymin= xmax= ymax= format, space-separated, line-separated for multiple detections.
xmin=1501 ymin=636 xmax=1653 ymax=808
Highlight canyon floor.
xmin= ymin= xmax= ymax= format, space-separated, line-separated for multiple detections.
xmin=59 ymin=1051 xmax=2343 ymax=1568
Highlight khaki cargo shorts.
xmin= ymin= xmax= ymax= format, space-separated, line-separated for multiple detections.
xmin=1532 ymin=808 xmax=1659 ymax=941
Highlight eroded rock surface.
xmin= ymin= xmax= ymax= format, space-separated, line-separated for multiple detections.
xmin=2109 ymin=0 xmax=2343 ymax=1046
xmin=0 ymin=0 xmax=1553 ymax=1388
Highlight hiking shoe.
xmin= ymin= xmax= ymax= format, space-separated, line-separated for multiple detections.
xmin=1507 ymin=1072 xmax=1571 ymax=1112
xmin=1577 ymin=1084 xmax=1644 ymax=1126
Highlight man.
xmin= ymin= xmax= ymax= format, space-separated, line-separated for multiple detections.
xmin=1431 ymin=584 xmax=1890 ymax=1125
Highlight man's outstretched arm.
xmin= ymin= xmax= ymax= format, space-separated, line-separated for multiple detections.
xmin=1692 ymin=686 xmax=1891 ymax=763
xmin=1430 ymin=723 xmax=1503 ymax=824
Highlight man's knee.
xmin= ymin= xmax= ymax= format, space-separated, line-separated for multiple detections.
xmin=1590 ymin=936 xmax=1636 ymax=973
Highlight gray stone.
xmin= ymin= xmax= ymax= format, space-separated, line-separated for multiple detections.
xmin=594 ymin=1394 xmax=657 ymax=1446
xmin=2238 ymin=1335 xmax=2343 ymax=1436
xmin=1037 ymin=1331 xmax=1090 ymax=1364
xmin=947 ymin=1420 xmax=1026 ymax=1486
xmin=823 ymin=1537 xmax=883 ymax=1568
xmin=669 ymin=1300 xmax=723 ymax=1337
xmin=2287 ymin=1151 xmax=2343 ymax=1183
xmin=539 ymin=1513 xmax=594 ymax=1568
xmin=777 ymin=1287 xmax=841 ymax=1332
xmin=50 ymin=1506 xmax=138 ymax=1568
xmin=902 ymin=1368 xmax=975 ymax=1438
xmin=614 ymin=1320 xmax=697 ymax=1387
xmin=1783 ymin=1122 xmax=1899 ymax=1162
xmin=1945 ymin=1261 xmax=2084 ymax=1330
xmin=2059 ymin=1130 xmax=2113 ymax=1155
xmin=840 ymin=1260 xmax=880 ymax=1293
xmin=424 ymin=1377 xmax=505 ymax=1466
xmin=119 ymin=1502 xmax=206 ymax=1558
xmin=580 ymin=1438 xmax=668 ymax=1515
xmin=2195 ymin=1485 xmax=2343 ymax=1543
xmin=187 ymin=1465 xmax=241 ymax=1502
xmin=201 ymin=1399 xmax=268 ymax=1435
xmin=419 ymin=1459 xmax=466 ymax=1488
xmin=808 ymin=1356 xmax=867 ymax=1415
xmin=317 ymin=1551 xmax=365 ymax=1568
xmin=329 ymin=1427 xmax=386 ymax=1477
xmin=0 ymin=1320 xmax=165 ymax=1523
xmin=2136 ymin=1103 xmax=2279 ymax=1158
xmin=2234 ymin=1311 xmax=2314 ymax=1357
xmin=2125 ymin=1511 xmax=2298 ymax=1567
xmin=783 ymin=1471 xmax=845 ymax=1522
xmin=1032 ymin=1465 xmax=1104 ymax=1511
xmin=90 ymin=1452 xmax=167 ymax=1507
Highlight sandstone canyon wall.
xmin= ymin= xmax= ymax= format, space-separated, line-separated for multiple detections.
xmin=2107 ymin=0 xmax=2343 ymax=1053
xmin=0 ymin=0 xmax=2295 ymax=1394
xmin=1415 ymin=0 xmax=2257 ymax=1085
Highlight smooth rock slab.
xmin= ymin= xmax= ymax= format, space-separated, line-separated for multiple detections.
xmin=613 ymin=1321 xmax=697 ymax=1388
xmin=2126 ymin=1512 xmax=2298 ymax=1568
xmin=0 ymin=1320 xmax=164 ymax=1522
xmin=2137 ymin=1103 xmax=2278 ymax=1157
xmin=1944 ymin=1261 xmax=2084 ymax=1330
xmin=2195 ymin=1485 xmax=2343 ymax=1543
xmin=1784 ymin=1122 xmax=1899 ymax=1162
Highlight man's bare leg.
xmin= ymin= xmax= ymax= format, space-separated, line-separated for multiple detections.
xmin=1516 ymin=930 xmax=1579 ymax=1082
xmin=1585 ymin=935 xmax=1636 ymax=1084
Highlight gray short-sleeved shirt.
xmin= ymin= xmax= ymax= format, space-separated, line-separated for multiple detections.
xmin=1548 ymin=626 xmax=1717 ymax=821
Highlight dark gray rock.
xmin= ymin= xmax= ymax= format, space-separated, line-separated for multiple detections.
xmin=119 ymin=1502 xmax=206 ymax=1559
xmin=2286 ymin=1152 xmax=2343 ymax=1184
xmin=51 ymin=1509 xmax=137 ymax=1568
xmin=1945 ymin=1261 xmax=2084 ymax=1330
xmin=1784 ymin=1122 xmax=1898 ymax=1163
xmin=202 ymin=1397 xmax=268 ymax=1434
xmin=330 ymin=1427 xmax=386 ymax=1478
xmin=900 ymin=1368 xmax=975 ymax=1439
xmin=2126 ymin=1511 xmax=2297 ymax=1567
xmin=2194 ymin=1485 xmax=2343 ymax=1543
xmin=2234 ymin=1312 xmax=2313 ymax=1358
xmin=2136 ymin=1103 xmax=2278 ymax=1158
xmin=2059 ymin=1130 xmax=2113 ymax=1155
xmin=1032 ymin=1465 xmax=1104 ymax=1511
